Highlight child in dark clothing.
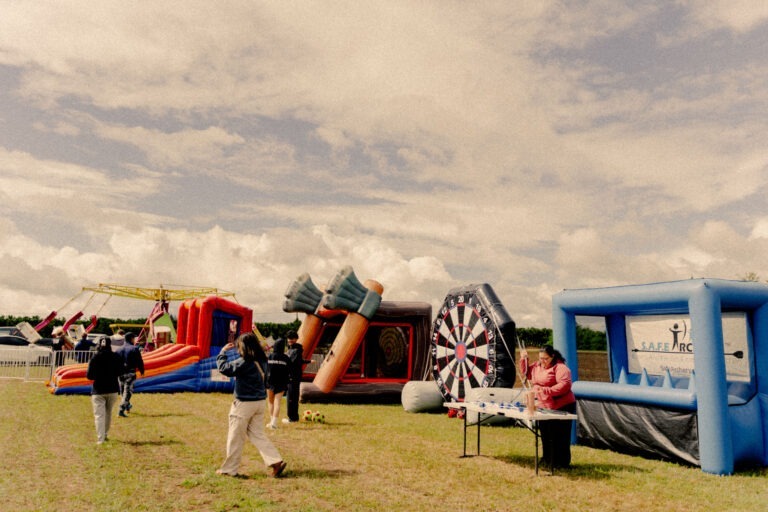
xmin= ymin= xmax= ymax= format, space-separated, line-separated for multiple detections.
xmin=266 ymin=338 xmax=290 ymax=429
xmin=283 ymin=330 xmax=312 ymax=423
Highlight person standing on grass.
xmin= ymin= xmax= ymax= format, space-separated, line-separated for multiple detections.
xmin=116 ymin=332 xmax=145 ymax=417
xmin=216 ymin=332 xmax=287 ymax=478
xmin=266 ymin=337 xmax=290 ymax=429
xmin=284 ymin=330 xmax=311 ymax=424
xmin=519 ymin=345 xmax=577 ymax=469
xmin=86 ymin=336 xmax=126 ymax=445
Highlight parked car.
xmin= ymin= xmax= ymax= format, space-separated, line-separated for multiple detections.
xmin=0 ymin=326 xmax=22 ymax=337
xmin=0 ymin=335 xmax=53 ymax=365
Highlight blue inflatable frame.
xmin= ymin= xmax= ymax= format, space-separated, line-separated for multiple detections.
xmin=553 ymin=278 xmax=768 ymax=475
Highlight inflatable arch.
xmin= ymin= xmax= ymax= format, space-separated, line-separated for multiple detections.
xmin=553 ymin=278 xmax=768 ymax=475
xmin=179 ymin=296 xmax=253 ymax=357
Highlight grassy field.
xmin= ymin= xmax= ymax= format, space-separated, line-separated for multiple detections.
xmin=2 ymin=380 xmax=768 ymax=512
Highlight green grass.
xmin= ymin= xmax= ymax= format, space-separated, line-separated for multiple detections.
xmin=2 ymin=380 xmax=767 ymax=511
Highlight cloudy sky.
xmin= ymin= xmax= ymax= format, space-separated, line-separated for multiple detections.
xmin=2 ymin=1 xmax=768 ymax=328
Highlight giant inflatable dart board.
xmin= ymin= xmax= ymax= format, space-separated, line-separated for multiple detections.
xmin=431 ymin=283 xmax=517 ymax=402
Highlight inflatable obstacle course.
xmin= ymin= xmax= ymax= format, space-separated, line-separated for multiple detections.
xmin=47 ymin=296 xmax=252 ymax=395
xmin=285 ymin=267 xmax=433 ymax=403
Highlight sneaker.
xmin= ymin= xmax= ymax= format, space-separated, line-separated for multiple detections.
xmin=267 ymin=423 xmax=277 ymax=430
xmin=281 ymin=418 xmax=290 ymax=424
xmin=270 ymin=461 xmax=287 ymax=478
xmin=119 ymin=410 xmax=127 ymax=417
xmin=126 ymin=403 xmax=132 ymax=411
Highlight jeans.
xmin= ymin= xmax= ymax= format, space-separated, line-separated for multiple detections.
xmin=119 ymin=372 xmax=137 ymax=412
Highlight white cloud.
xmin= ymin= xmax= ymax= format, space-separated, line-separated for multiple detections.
xmin=750 ymin=218 xmax=768 ymax=240
xmin=686 ymin=1 xmax=768 ymax=33
xmin=0 ymin=220 xmax=457 ymax=322
xmin=94 ymin=124 xmax=245 ymax=169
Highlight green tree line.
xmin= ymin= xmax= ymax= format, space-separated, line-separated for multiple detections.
xmin=516 ymin=325 xmax=607 ymax=351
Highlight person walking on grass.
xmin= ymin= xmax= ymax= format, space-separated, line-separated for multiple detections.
xmin=266 ymin=337 xmax=290 ymax=429
xmin=86 ymin=336 xmax=126 ymax=445
xmin=116 ymin=332 xmax=145 ymax=417
xmin=216 ymin=332 xmax=287 ymax=478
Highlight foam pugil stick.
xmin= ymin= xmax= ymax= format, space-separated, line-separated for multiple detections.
xmin=313 ymin=266 xmax=383 ymax=393
xmin=282 ymin=273 xmax=326 ymax=361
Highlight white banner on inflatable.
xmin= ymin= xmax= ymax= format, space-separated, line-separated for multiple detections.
xmin=626 ymin=313 xmax=750 ymax=382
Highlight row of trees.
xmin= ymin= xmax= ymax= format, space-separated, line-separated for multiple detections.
xmin=1 ymin=314 xmax=605 ymax=350
xmin=516 ymin=325 xmax=606 ymax=351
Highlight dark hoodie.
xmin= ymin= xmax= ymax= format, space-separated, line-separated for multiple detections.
xmin=266 ymin=338 xmax=290 ymax=392
xmin=87 ymin=338 xmax=126 ymax=395
xmin=116 ymin=332 xmax=145 ymax=375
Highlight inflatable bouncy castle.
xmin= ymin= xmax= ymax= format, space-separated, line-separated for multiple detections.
xmin=283 ymin=267 xmax=433 ymax=403
xmin=47 ymin=296 xmax=252 ymax=395
xmin=554 ymin=278 xmax=768 ymax=475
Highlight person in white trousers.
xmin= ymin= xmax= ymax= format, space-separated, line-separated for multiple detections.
xmin=216 ymin=333 xmax=287 ymax=478
xmin=86 ymin=336 xmax=125 ymax=444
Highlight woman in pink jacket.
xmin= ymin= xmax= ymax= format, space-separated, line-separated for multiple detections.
xmin=519 ymin=345 xmax=576 ymax=468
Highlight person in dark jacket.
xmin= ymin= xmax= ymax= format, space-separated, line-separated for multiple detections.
xmin=216 ymin=332 xmax=287 ymax=478
xmin=266 ymin=338 xmax=290 ymax=429
xmin=74 ymin=332 xmax=96 ymax=363
xmin=86 ymin=336 xmax=126 ymax=444
xmin=283 ymin=330 xmax=312 ymax=423
xmin=116 ymin=332 xmax=145 ymax=417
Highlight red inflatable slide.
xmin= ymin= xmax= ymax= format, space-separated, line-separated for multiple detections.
xmin=48 ymin=343 xmax=201 ymax=391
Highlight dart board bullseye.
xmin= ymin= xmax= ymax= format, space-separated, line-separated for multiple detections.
xmin=454 ymin=342 xmax=467 ymax=361
xmin=431 ymin=284 xmax=517 ymax=402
